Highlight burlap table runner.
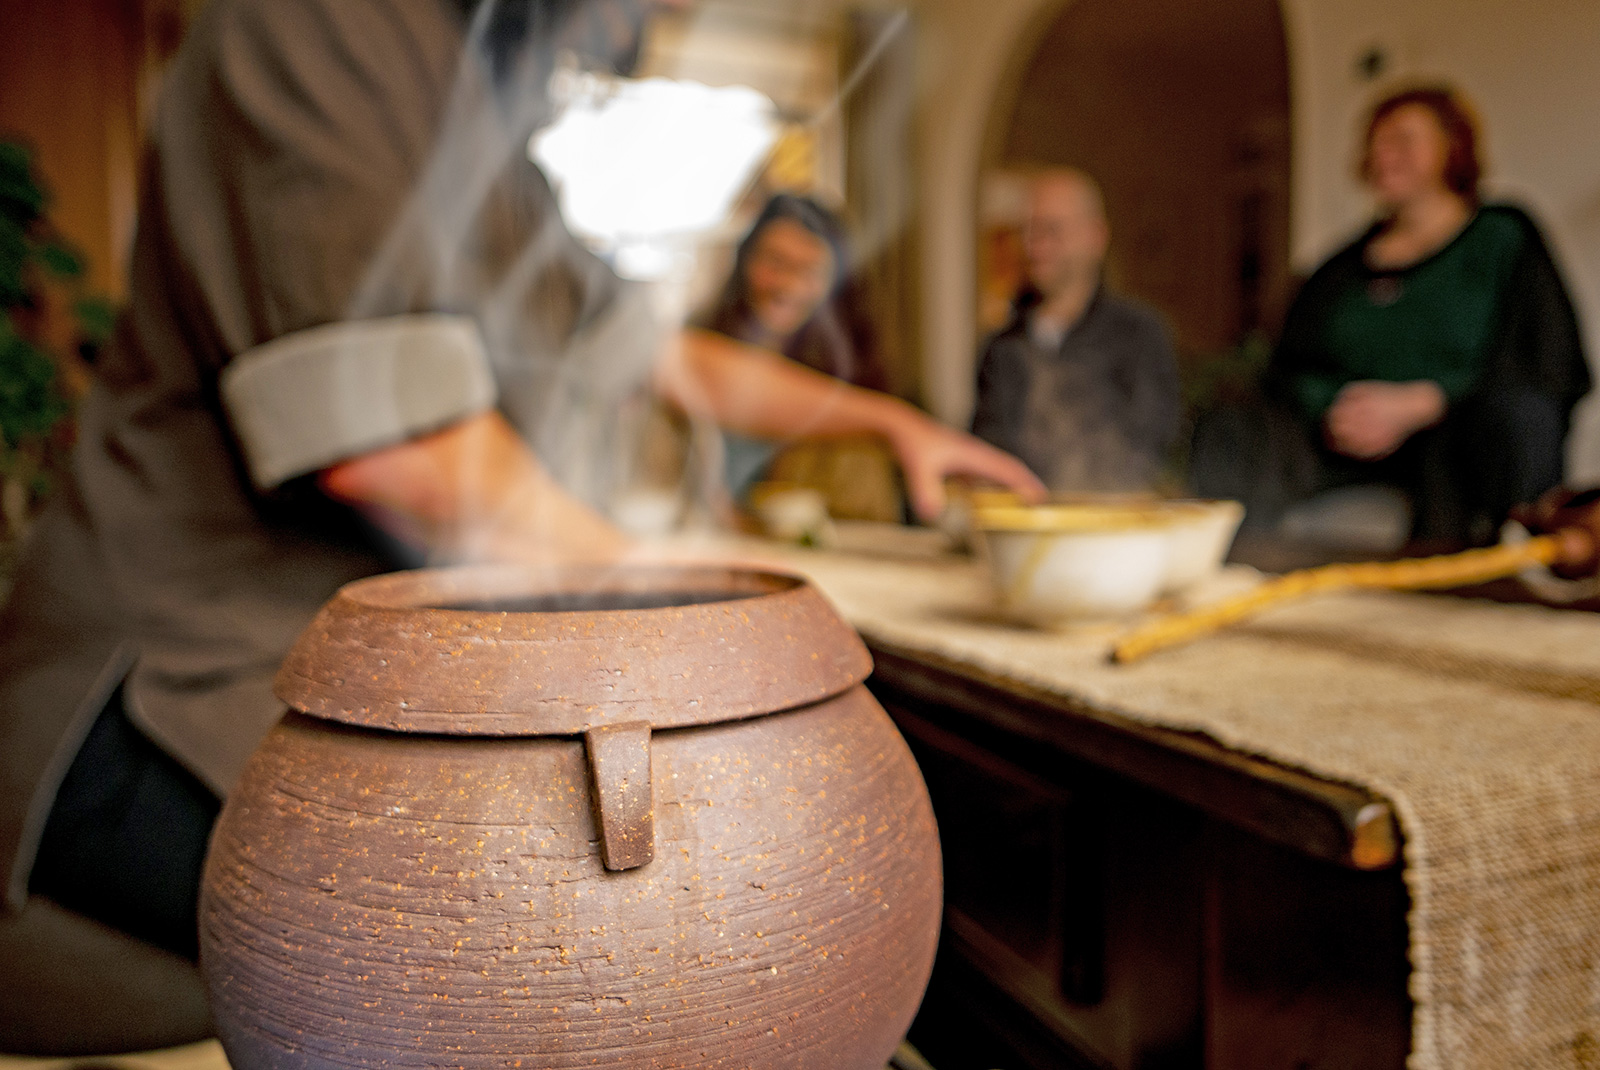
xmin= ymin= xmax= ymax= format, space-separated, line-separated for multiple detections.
xmin=746 ymin=544 xmax=1600 ymax=1070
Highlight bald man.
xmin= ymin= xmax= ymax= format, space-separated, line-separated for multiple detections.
xmin=971 ymin=169 xmax=1181 ymax=493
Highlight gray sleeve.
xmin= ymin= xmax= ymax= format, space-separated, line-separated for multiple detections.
xmin=220 ymin=313 xmax=497 ymax=489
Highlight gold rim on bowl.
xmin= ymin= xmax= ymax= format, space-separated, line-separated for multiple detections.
xmin=974 ymin=503 xmax=1188 ymax=533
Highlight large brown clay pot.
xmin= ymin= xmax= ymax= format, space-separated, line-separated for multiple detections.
xmin=200 ymin=566 xmax=941 ymax=1069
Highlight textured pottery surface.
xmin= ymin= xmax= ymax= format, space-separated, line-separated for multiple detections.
xmin=200 ymin=567 xmax=942 ymax=1070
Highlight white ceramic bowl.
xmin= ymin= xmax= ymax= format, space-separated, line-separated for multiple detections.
xmin=1155 ymin=499 xmax=1245 ymax=594
xmin=976 ymin=505 xmax=1176 ymax=622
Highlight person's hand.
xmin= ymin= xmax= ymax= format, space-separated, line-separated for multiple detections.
xmin=658 ymin=329 xmax=1045 ymax=523
xmin=1324 ymin=380 xmax=1446 ymax=460
xmin=884 ymin=409 xmax=1047 ymax=522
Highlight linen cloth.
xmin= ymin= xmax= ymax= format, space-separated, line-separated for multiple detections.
xmin=766 ymin=545 xmax=1600 ymax=1070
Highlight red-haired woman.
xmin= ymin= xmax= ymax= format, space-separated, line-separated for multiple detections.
xmin=1198 ymin=85 xmax=1589 ymax=545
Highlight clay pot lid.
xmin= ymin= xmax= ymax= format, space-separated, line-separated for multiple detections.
xmin=274 ymin=565 xmax=872 ymax=736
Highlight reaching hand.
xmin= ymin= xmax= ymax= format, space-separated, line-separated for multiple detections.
xmin=886 ymin=410 xmax=1047 ymax=522
xmin=1324 ymin=379 xmax=1446 ymax=461
xmin=660 ymin=329 xmax=1046 ymax=523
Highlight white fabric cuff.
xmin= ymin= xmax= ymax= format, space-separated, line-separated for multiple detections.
xmin=220 ymin=314 xmax=498 ymax=489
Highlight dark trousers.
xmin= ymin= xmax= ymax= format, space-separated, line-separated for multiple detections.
xmin=28 ymin=689 xmax=220 ymax=960
xmin=1190 ymin=387 xmax=1568 ymax=546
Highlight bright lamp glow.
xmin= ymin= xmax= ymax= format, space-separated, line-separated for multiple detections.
xmin=531 ymin=74 xmax=779 ymax=278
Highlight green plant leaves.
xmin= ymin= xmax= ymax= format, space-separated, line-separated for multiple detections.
xmin=74 ymin=295 xmax=116 ymax=344
xmin=34 ymin=237 xmax=84 ymax=280
xmin=0 ymin=139 xmax=106 ymax=528
xmin=0 ymin=142 xmax=46 ymax=225
xmin=0 ymin=215 xmax=28 ymax=309
xmin=0 ymin=312 xmax=68 ymax=448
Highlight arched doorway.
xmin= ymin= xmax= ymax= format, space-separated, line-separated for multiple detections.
xmin=979 ymin=0 xmax=1292 ymax=363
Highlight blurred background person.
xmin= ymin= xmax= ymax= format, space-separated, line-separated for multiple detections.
xmin=1194 ymin=84 xmax=1589 ymax=547
xmin=970 ymin=168 xmax=1181 ymax=495
xmin=695 ymin=193 xmax=887 ymax=502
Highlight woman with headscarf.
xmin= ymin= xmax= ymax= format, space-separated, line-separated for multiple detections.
xmin=697 ymin=193 xmax=888 ymax=498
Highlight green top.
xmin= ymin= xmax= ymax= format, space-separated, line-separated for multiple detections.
xmin=1291 ymin=209 xmax=1526 ymax=418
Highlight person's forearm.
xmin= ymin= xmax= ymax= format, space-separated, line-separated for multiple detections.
xmin=659 ymin=328 xmax=923 ymax=449
xmin=317 ymin=410 xmax=630 ymax=566
xmin=658 ymin=328 xmax=1046 ymax=519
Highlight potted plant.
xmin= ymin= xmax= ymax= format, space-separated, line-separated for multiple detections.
xmin=0 ymin=140 xmax=111 ymax=553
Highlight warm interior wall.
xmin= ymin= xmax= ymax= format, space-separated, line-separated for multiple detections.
xmin=916 ymin=0 xmax=1600 ymax=482
xmin=0 ymin=0 xmax=144 ymax=300
xmin=0 ymin=0 xmax=192 ymax=301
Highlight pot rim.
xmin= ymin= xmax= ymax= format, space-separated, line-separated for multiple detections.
xmin=274 ymin=565 xmax=872 ymax=736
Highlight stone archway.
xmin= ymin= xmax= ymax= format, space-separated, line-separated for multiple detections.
xmin=981 ymin=0 xmax=1292 ymax=360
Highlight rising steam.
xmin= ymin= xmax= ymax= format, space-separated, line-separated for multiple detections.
xmin=338 ymin=0 xmax=919 ymax=562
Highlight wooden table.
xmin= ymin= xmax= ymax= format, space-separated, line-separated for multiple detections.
xmin=867 ymin=639 xmax=1410 ymax=1070
xmin=705 ymin=533 xmax=1600 ymax=1070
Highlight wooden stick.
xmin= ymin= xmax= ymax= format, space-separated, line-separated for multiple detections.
xmin=1111 ymin=535 xmax=1566 ymax=664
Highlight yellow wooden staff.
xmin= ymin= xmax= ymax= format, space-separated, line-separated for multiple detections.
xmin=1111 ymin=532 xmax=1588 ymax=664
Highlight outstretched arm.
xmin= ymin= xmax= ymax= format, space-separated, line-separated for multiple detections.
xmin=317 ymin=410 xmax=632 ymax=566
xmin=657 ymin=328 xmax=1046 ymax=520
xmin=314 ymin=325 xmax=1046 ymax=564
